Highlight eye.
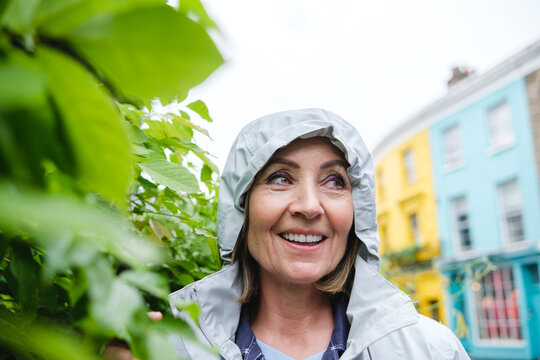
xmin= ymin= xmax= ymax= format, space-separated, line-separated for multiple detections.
xmin=323 ymin=174 xmax=345 ymax=189
xmin=267 ymin=171 xmax=293 ymax=185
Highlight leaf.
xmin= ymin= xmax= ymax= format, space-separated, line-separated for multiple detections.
xmin=0 ymin=182 xmax=163 ymax=267
xmin=187 ymin=100 xmax=213 ymax=122
xmin=200 ymin=164 xmax=212 ymax=184
xmin=7 ymin=244 xmax=39 ymax=316
xmin=149 ymin=219 xmax=172 ymax=240
xmin=177 ymin=273 xmax=195 ymax=286
xmin=39 ymin=46 xmax=133 ymax=203
xmin=172 ymin=114 xmax=209 ymax=137
xmin=0 ymin=51 xmax=47 ymax=110
xmin=178 ymin=0 xmax=217 ymax=29
xmin=67 ymin=6 xmax=223 ymax=104
xmin=171 ymin=299 xmax=199 ymax=323
xmin=82 ymin=258 xmax=143 ymax=337
xmin=120 ymin=270 xmax=169 ymax=300
xmin=34 ymin=0 xmax=164 ymax=36
xmin=1 ymin=0 xmax=40 ymax=33
xmin=0 ymin=316 xmax=101 ymax=360
xmin=139 ymin=160 xmax=200 ymax=194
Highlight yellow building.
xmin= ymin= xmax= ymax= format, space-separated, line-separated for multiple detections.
xmin=374 ymin=128 xmax=446 ymax=324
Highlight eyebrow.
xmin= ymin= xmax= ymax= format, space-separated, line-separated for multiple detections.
xmin=265 ymin=158 xmax=299 ymax=169
xmin=320 ymin=159 xmax=350 ymax=170
xmin=264 ymin=158 xmax=349 ymax=170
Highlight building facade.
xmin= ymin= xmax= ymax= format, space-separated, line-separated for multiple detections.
xmin=373 ymin=40 xmax=540 ymax=360
xmin=375 ymin=129 xmax=446 ymax=324
xmin=431 ymin=59 xmax=540 ymax=360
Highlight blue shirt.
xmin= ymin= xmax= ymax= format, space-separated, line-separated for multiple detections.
xmin=235 ymin=296 xmax=350 ymax=360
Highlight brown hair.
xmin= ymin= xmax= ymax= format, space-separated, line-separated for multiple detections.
xmin=231 ymin=192 xmax=360 ymax=303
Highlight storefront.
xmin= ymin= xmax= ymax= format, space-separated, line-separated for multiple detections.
xmin=441 ymin=247 xmax=540 ymax=360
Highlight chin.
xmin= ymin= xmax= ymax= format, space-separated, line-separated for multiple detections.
xmin=284 ymin=267 xmax=330 ymax=285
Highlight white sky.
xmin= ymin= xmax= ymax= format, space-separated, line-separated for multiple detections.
xmin=187 ymin=0 xmax=540 ymax=171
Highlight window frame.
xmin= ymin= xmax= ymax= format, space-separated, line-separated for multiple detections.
xmin=470 ymin=266 xmax=525 ymax=346
xmin=497 ymin=179 xmax=525 ymax=245
xmin=486 ymin=100 xmax=515 ymax=154
xmin=442 ymin=125 xmax=464 ymax=171
xmin=403 ymin=149 xmax=417 ymax=183
xmin=451 ymin=195 xmax=472 ymax=253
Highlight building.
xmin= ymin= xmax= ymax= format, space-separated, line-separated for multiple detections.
xmin=374 ymin=128 xmax=446 ymax=324
xmin=373 ymin=39 xmax=540 ymax=360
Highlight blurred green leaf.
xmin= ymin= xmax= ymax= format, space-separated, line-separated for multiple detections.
xmin=0 ymin=51 xmax=47 ymax=110
xmin=7 ymin=244 xmax=39 ymax=317
xmin=39 ymin=46 xmax=133 ymax=203
xmin=178 ymin=0 xmax=217 ymax=30
xmin=187 ymin=100 xmax=213 ymax=122
xmin=86 ymin=274 xmax=142 ymax=338
xmin=0 ymin=182 xmax=163 ymax=267
xmin=171 ymin=299 xmax=199 ymax=323
xmin=0 ymin=316 xmax=100 ymax=360
xmin=34 ymin=0 xmax=163 ymax=37
xmin=120 ymin=270 xmax=169 ymax=300
xmin=139 ymin=160 xmax=200 ymax=194
xmin=1 ymin=0 xmax=40 ymax=33
xmin=67 ymin=6 xmax=223 ymax=104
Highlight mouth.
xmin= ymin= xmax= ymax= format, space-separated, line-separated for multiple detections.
xmin=279 ymin=233 xmax=327 ymax=246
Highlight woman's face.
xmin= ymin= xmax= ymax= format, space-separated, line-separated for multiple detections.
xmin=246 ymin=137 xmax=354 ymax=286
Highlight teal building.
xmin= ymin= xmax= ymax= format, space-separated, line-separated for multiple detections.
xmin=429 ymin=41 xmax=540 ymax=360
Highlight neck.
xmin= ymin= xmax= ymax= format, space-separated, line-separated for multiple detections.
xmin=250 ymin=270 xmax=334 ymax=359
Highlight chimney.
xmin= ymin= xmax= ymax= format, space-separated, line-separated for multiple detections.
xmin=447 ymin=66 xmax=475 ymax=88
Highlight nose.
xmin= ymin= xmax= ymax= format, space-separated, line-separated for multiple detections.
xmin=288 ymin=181 xmax=324 ymax=220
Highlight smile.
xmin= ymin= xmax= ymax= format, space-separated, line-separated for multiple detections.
xmin=279 ymin=233 xmax=326 ymax=245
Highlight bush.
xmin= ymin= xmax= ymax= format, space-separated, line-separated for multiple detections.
xmin=0 ymin=1 xmax=223 ymax=358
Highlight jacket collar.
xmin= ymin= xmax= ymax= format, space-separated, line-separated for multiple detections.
xmin=235 ymin=294 xmax=349 ymax=360
xmin=187 ymin=258 xmax=418 ymax=359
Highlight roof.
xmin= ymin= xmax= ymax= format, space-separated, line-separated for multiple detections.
xmin=372 ymin=39 xmax=540 ymax=162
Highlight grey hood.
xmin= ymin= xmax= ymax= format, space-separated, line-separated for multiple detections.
xmin=217 ymin=108 xmax=380 ymax=268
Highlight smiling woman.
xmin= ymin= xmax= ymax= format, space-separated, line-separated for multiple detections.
xmin=169 ymin=109 xmax=470 ymax=360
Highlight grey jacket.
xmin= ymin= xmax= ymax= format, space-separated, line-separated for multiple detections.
xmin=170 ymin=109 xmax=470 ymax=359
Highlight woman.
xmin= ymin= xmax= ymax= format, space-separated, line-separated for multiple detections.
xmin=170 ymin=108 xmax=469 ymax=360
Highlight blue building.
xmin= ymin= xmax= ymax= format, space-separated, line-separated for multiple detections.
xmin=429 ymin=41 xmax=540 ymax=359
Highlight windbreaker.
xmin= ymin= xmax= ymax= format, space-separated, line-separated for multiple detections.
xmin=169 ymin=109 xmax=470 ymax=360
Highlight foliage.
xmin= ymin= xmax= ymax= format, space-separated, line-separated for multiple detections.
xmin=0 ymin=0 xmax=223 ymax=359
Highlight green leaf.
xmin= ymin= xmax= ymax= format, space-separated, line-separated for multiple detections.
xmin=200 ymin=164 xmax=212 ymax=184
xmin=67 ymin=6 xmax=223 ymax=104
xmin=7 ymin=244 xmax=39 ymax=316
xmin=39 ymin=46 xmax=133 ymax=203
xmin=172 ymin=114 xmax=209 ymax=137
xmin=0 ymin=51 xmax=47 ymax=110
xmin=87 ymin=276 xmax=143 ymax=337
xmin=1 ymin=0 xmax=40 ymax=33
xmin=120 ymin=270 xmax=169 ymax=300
xmin=187 ymin=100 xmax=213 ymax=122
xmin=171 ymin=299 xmax=199 ymax=323
xmin=0 ymin=316 xmax=101 ymax=360
xmin=34 ymin=0 xmax=164 ymax=36
xmin=178 ymin=0 xmax=217 ymax=29
xmin=139 ymin=160 xmax=200 ymax=194
xmin=0 ymin=182 xmax=163 ymax=267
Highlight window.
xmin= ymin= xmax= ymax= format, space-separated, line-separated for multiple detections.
xmin=487 ymin=101 xmax=514 ymax=150
xmin=472 ymin=267 xmax=522 ymax=341
xmin=403 ymin=150 xmax=416 ymax=183
xmin=451 ymin=196 xmax=471 ymax=251
xmin=427 ymin=299 xmax=440 ymax=322
xmin=443 ymin=125 xmax=464 ymax=168
xmin=497 ymin=179 xmax=524 ymax=244
xmin=409 ymin=213 xmax=421 ymax=245
xmin=377 ymin=170 xmax=385 ymax=199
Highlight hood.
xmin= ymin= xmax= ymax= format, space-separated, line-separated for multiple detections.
xmin=217 ymin=108 xmax=380 ymax=269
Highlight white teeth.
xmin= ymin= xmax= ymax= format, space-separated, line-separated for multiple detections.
xmin=281 ymin=233 xmax=324 ymax=243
